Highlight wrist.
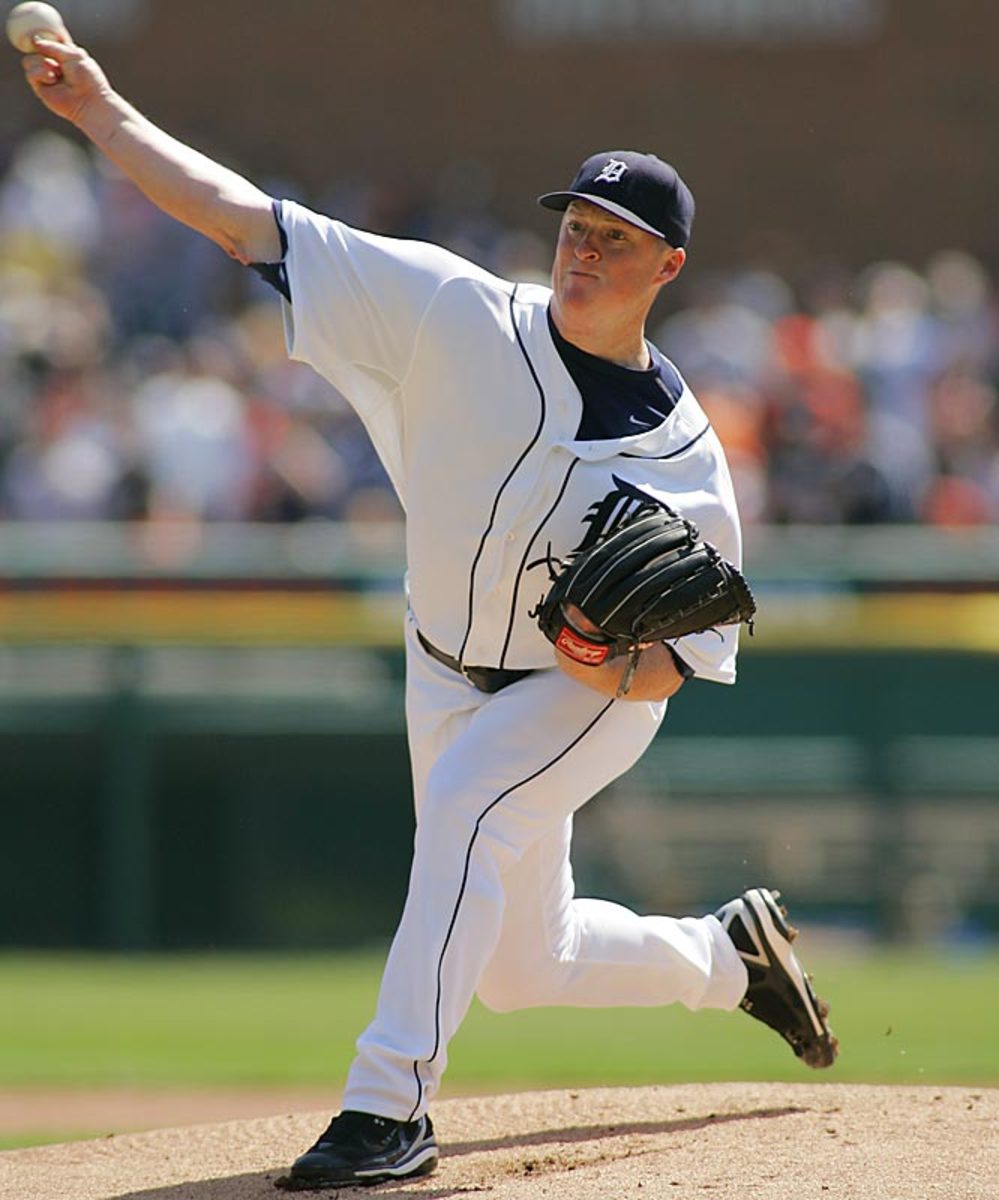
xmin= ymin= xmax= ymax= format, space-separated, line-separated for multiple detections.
xmin=74 ymin=85 xmax=125 ymax=141
xmin=666 ymin=644 xmax=695 ymax=681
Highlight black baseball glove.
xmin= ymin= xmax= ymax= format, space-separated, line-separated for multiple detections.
xmin=534 ymin=510 xmax=756 ymax=695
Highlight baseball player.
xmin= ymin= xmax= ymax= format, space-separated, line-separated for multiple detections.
xmin=21 ymin=33 xmax=837 ymax=1190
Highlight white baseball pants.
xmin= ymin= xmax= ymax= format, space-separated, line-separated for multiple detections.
xmin=342 ymin=614 xmax=748 ymax=1120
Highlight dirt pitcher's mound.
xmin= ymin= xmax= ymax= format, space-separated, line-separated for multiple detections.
xmin=2 ymin=1083 xmax=995 ymax=1200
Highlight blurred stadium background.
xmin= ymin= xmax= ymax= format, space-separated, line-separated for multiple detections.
xmin=0 ymin=0 xmax=997 ymax=961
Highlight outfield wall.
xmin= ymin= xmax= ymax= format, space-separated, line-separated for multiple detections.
xmin=2 ymin=644 xmax=996 ymax=950
xmin=1 ymin=524 xmax=996 ymax=949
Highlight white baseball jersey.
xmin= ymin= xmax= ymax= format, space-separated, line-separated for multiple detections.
xmin=274 ymin=200 xmax=749 ymax=1121
xmin=276 ymin=200 xmax=743 ymax=682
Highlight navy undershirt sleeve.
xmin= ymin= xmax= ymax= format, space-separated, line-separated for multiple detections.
xmin=247 ymin=200 xmax=291 ymax=302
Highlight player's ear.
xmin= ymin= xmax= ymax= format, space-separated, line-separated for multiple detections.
xmin=657 ymin=247 xmax=686 ymax=286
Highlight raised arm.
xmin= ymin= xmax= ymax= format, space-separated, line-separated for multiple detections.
xmin=20 ymin=33 xmax=281 ymax=264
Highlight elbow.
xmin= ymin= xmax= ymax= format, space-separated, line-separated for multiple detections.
xmin=216 ymin=227 xmax=254 ymax=265
xmin=228 ymin=244 xmax=254 ymax=266
xmin=210 ymin=190 xmax=279 ymax=266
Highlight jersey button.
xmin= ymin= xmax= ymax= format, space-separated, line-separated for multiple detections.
xmin=506 ymin=531 xmax=516 ymax=542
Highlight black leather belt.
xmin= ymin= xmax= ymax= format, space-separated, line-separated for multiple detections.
xmin=416 ymin=630 xmax=534 ymax=694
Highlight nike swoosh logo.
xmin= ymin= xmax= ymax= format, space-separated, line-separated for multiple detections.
xmin=628 ymin=409 xmax=668 ymax=427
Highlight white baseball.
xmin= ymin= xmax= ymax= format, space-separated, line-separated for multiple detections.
xmin=6 ymin=2 xmax=70 ymax=53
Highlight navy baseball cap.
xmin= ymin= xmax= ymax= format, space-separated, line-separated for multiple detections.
xmin=538 ymin=150 xmax=695 ymax=248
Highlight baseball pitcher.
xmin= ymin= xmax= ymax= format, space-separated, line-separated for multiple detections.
xmin=18 ymin=24 xmax=837 ymax=1190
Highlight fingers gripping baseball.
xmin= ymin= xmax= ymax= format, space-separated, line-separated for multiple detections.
xmin=21 ymin=37 xmax=110 ymax=124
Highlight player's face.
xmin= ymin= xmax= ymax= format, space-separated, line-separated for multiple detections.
xmin=550 ymin=200 xmax=685 ymax=323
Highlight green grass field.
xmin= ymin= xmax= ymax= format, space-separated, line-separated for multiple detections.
xmin=2 ymin=944 xmax=997 ymax=1097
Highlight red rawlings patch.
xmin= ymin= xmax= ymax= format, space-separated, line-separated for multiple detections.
xmin=555 ymin=626 xmax=611 ymax=666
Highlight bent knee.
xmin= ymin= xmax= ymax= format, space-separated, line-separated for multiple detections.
xmin=475 ymin=979 xmax=518 ymax=1013
xmin=476 ymin=973 xmax=533 ymax=1013
xmin=476 ymin=958 xmax=565 ymax=1013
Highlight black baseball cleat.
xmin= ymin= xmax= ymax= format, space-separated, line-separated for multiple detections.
xmin=275 ymin=1110 xmax=438 ymax=1190
xmin=715 ymin=887 xmax=839 ymax=1069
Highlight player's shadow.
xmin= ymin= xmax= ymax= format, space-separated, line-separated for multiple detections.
xmin=446 ymin=1103 xmax=806 ymax=1156
xmin=111 ymin=1105 xmax=806 ymax=1199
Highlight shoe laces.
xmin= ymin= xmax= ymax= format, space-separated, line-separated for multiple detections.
xmin=315 ymin=1110 xmax=399 ymax=1149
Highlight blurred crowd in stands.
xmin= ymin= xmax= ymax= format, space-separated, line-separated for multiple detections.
xmin=1 ymin=131 xmax=997 ymax=528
